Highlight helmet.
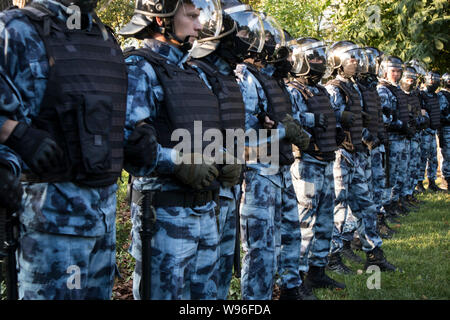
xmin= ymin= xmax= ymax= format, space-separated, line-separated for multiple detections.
xmin=424 ymin=71 xmax=440 ymax=92
xmin=400 ymin=66 xmax=417 ymax=92
xmin=364 ymin=47 xmax=383 ymax=76
xmin=442 ymin=73 xmax=450 ymax=88
xmin=58 ymin=0 xmax=98 ymax=12
xmin=379 ymin=55 xmax=403 ymax=82
xmin=258 ymin=12 xmax=286 ymax=63
xmin=189 ymin=0 xmax=264 ymax=59
xmin=288 ymin=37 xmax=327 ymax=77
xmin=119 ymin=0 xmax=223 ymax=50
xmin=327 ymin=41 xmax=367 ymax=78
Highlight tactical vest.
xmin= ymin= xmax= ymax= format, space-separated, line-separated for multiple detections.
xmin=287 ymin=80 xmax=337 ymax=162
xmin=187 ymin=59 xmax=245 ymax=131
xmin=19 ymin=4 xmax=127 ymax=187
xmin=124 ymin=48 xmax=222 ymax=152
xmin=421 ymin=92 xmax=441 ymax=130
xmin=379 ymin=80 xmax=410 ymax=133
xmin=358 ymin=82 xmax=382 ymax=136
xmin=327 ymin=79 xmax=364 ymax=153
xmin=245 ymin=64 xmax=295 ymax=165
xmin=405 ymin=90 xmax=422 ymax=132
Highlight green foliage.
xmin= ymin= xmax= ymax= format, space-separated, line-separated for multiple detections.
xmin=96 ymin=0 xmax=135 ymax=46
xmin=329 ymin=0 xmax=450 ymax=73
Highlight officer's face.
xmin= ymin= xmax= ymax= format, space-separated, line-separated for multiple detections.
xmin=173 ymin=3 xmax=202 ymax=45
xmin=387 ymin=67 xmax=402 ymax=83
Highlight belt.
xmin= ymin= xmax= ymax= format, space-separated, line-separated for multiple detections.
xmin=131 ymin=189 xmax=218 ymax=208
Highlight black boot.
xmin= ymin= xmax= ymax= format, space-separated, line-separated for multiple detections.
xmin=377 ymin=215 xmax=393 ymax=239
xmin=342 ymin=240 xmax=363 ymax=263
xmin=279 ymin=286 xmax=303 ymax=300
xmin=396 ymin=199 xmax=409 ymax=216
xmin=416 ymin=181 xmax=426 ymax=193
xmin=364 ymin=247 xmax=399 ymax=272
xmin=304 ymin=266 xmax=346 ymax=290
xmin=428 ymin=179 xmax=445 ymax=192
xmin=298 ymin=283 xmax=318 ymax=300
xmin=405 ymin=195 xmax=419 ymax=208
xmin=326 ymin=252 xmax=354 ymax=275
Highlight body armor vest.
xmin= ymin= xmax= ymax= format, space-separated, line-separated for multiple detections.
xmin=124 ymin=48 xmax=222 ymax=150
xmin=327 ymin=79 xmax=363 ymax=153
xmin=406 ymin=90 xmax=422 ymax=132
xmin=187 ymin=59 xmax=245 ymax=131
xmin=245 ymin=64 xmax=295 ymax=165
xmin=421 ymin=92 xmax=441 ymax=130
xmin=379 ymin=80 xmax=410 ymax=133
xmin=358 ymin=82 xmax=382 ymax=136
xmin=20 ymin=4 xmax=127 ymax=187
xmin=287 ymin=80 xmax=337 ymax=162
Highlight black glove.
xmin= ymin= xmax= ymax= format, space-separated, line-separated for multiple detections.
xmin=0 ymin=160 xmax=23 ymax=213
xmin=4 ymin=122 xmax=64 ymax=176
xmin=314 ymin=113 xmax=328 ymax=131
xmin=281 ymin=114 xmax=310 ymax=150
xmin=124 ymin=124 xmax=158 ymax=167
xmin=400 ymin=121 xmax=415 ymax=137
xmin=257 ymin=111 xmax=278 ymax=129
xmin=341 ymin=111 xmax=356 ymax=128
xmin=174 ymin=153 xmax=219 ymax=190
xmin=218 ymin=164 xmax=242 ymax=188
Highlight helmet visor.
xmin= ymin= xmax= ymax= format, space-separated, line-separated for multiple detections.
xmin=289 ymin=41 xmax=327 ymax=75
xmin=340 ymin=48 xmax=368 ymax=74
xmin=189 ymin=0 xmax=223 ymax=40
xmin=224 ymin=6 xmax=265 ymax=53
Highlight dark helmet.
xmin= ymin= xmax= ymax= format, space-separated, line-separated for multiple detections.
xmin=257 ymin=12 xmax=286 ymax=63
xmin=327 ymin=40 xmax=366 ymax=78
xmin=364 ymin=47 xmax=383 ymax=76
xmin=58 ymin=0 xmax=98 ymax=12
xmin=119 ymin=0 xmax=223 ymax=48
xmin=424 ymin=71 xmax=440 ymax=92
xmin=442 ymin=73 xmax=450 ymax=88
xmin=379 ymin=55 xmax=403 ymax=80
xmin=400 ymin=66 xmax=417 ymax=92
xmin=288 ymin=37 xmax=327 ymax=76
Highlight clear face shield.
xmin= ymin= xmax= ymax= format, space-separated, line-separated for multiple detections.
xmin=289 ymin=40 xmax=327 ymax=76
xmin=222 ymin=5 xmax=265 ymax=54
xmin=340 ymin=48 xmax=367 ymax=75
xmin=364 ymin=49 xmax=379 ymax=75
xmin=260 ymin=14 xmax=285 ymax=60
xmin=400 ymin=68 xmax=417 ymax=91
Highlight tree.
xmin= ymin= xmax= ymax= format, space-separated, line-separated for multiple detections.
xmin=328 ymin=0 xmax=450 ymax=73
xmin=96 ymin=0 xmax=135 ymax=46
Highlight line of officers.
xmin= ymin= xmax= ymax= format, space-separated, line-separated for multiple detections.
xmin=0 ymin=0 xmax=449 ymax=300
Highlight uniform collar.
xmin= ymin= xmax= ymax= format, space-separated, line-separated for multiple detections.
xmin=143 ymin=39 xmax=187 ymax=67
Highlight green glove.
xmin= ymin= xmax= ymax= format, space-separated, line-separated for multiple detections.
xmin=174 ymin=153 xmax=219 ymax=190
xmin=281 ymin=114 xmax=311 ymax=150
xmin=218 ymin=164 xmax=242 ymax=188
xmin=341 ymin=111 xmax=356 ymax=128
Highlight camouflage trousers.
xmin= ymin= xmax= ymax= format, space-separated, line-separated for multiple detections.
xmin=419 ymin=131 xmax=438 ymax=181
xmin=290 ymin=154 xmax=334 ymax=272
xmin=406 ymin=134 xmax=421 ymax=194
xmin=17 ymin=226 xmax=116 ymax=300
xmin=438 ymin=126 xmax=450 ymax=178
xmin=400 ymin=139 xmax=412 ymax=197
xmin=240 ymin=166 xmax=301 ymax=300
xmin=129 ymin=198 xmax=219 ymax=300
xmin=370 ymin=145 xmax=387 ymax=213
xmin=386 ymin=133 xmax=409 ymax=203
xmin=216 ymin=185 xmax=240 ymax=300
xmin=331 ymin=150 xmax=382 ymax=254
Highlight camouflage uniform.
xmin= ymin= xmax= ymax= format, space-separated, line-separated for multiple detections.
xmin=190 ymin=53 xmax=242 ymax=300
xmin=0 ymin=0 xmax=140 ymax=299
xmin=126 ymin=39 xmax=219 ymax=300
xmin=326 ymin=76 xmax=383 ymax=254
xmin=235 ymin=63 xmax=302 ymax=300
xmin=377 ymin=81 xmax=409 ymax=204
xmin=438 ymin=90 xmax=450 ymax=180
xmin=286 ymin=83 xmax=335 ymax=273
